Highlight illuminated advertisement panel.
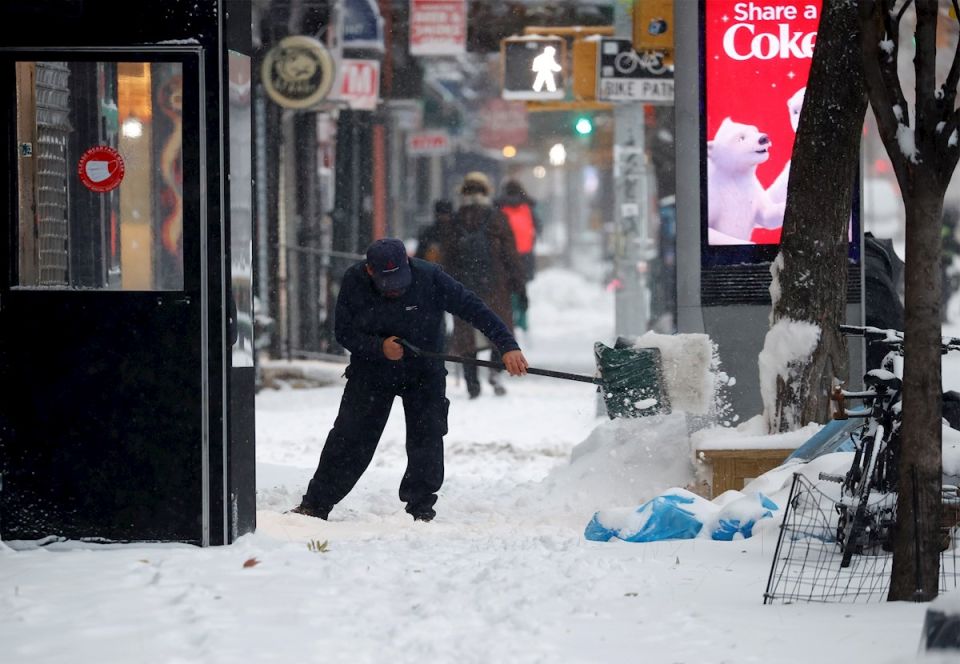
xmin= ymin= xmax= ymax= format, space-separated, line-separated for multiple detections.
xmin=701 ymin=0 xmax=856 ymax=265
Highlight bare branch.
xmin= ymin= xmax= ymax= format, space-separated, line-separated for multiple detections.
xmin=894 ymin=0 xmax=913 ymax=23
xmin=861 ymin=0 xmax=913 ymax=181
xmin=942 ymin=0 xmax=960 ymax=117
xmin=887 ymin=1 xmax=911 ymax=120
xmin=914 ymin=0 xmax=938 ymax=135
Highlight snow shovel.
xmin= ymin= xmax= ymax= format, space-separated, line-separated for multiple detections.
xmin=397 ymin=339 xmax=669 ymax=419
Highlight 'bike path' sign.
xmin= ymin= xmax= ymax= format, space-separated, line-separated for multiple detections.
xmin=597 ymin=38 xmax=673 ymax=104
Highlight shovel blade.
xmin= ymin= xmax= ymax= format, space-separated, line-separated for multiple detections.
xmin=594 ymin=341 xmax=671 ymax=419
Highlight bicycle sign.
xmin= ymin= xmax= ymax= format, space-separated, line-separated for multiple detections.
xmin=597 ymin=38 xmax=673 ymax=104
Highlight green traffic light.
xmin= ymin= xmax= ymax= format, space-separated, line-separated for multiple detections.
xmin=574 ymin=116 xmax=593 ymax=135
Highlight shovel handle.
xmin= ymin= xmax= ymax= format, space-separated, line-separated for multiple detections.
xmin=397 ymin=339 xmax=601 ymax=385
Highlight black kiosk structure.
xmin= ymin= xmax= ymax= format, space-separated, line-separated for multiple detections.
xmin=673 ymin=1 xmax=864 ymax=421
xmin=0 ymin=0 xmax=256 ymax=546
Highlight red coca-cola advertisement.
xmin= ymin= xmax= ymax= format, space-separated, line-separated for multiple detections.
xmin=704 ymin=0 xmax=820 ymax=247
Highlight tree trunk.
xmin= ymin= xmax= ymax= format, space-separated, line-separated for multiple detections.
xmin=768 ymin=0 xmax=867 ymax=433
xmin=857 ymin=0 xmax=959 ymax=602
xmin=890 ymin=180 xmax=944 ymax=601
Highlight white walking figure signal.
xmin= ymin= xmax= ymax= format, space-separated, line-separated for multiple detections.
xmin=531 ymin=46 xmax=561 ymax=92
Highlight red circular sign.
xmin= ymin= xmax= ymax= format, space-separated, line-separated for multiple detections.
xmin=77 ymin=146 xmax=125 ymax=193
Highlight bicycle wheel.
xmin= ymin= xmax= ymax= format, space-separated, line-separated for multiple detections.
xmin=614 ymin=51 xmax=637 ymax=75
xmin=840 ymin=423 xmax=883 ymax=567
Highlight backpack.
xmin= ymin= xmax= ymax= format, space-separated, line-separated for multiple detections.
xmin=455 ymin=209 xmax=495 ymax=296
xmin=500 ymin=204 xmax=536 ymax=254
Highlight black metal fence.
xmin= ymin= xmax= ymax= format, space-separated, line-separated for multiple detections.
xmin=764 ymin=473 xmax=960 ymax=603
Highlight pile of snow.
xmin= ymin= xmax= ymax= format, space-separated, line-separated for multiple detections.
xmin=693 ymin=414 xmax=821 ymax=451
xmin=625 ymin=331 xmax=721 ymax=415
xmin=518 ymin=412 xmax=697 ymax=515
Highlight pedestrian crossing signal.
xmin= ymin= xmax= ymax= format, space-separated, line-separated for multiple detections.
xmin=500 ymin=36 xmax=567 ymax=101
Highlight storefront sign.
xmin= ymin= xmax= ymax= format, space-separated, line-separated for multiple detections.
xmin=406 ymin=130 xmax=452 ymax=156
xmin=343 ymin=0 xmax=385 ymax=52
xmin=77 ymin=145 xmax=124 ymax=193
xmin=331 ymin=59 xmax=381 ymax=111
xmin=410 ymin=0 xmax=466 ymax=56
xmin=477 ymin=98 xmax=528 ymax=149
xmin=261 ymin=35 xmax=335 ymax=109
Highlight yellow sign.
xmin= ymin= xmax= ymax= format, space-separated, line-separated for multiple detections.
xmin=261 ymin=35 xmax=336 ymax=109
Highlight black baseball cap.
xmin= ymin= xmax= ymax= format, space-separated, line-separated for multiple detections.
xmin=366 ymin=238 xmax=412 ymax=292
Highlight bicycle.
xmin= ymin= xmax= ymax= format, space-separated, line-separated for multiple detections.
xmin=821 ymin=325 xmax=960 ymax=567
xmin=613 ymin=49 xmax=669 ymax=76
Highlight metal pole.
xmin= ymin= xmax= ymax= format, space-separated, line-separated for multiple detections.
xmin=254 ymin=90 xmax=269 ymax=331
xmin=350 ymin=115 xmax=360 ymax=253
xmin=613 ymin=1 xmax=649 ymax=338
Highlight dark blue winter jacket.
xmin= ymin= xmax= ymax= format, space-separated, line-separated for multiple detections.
xmin=335 ymin=258 xmax=520 ymax=373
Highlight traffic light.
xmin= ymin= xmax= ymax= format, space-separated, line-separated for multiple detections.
xmin=633 ymin=0 xmax=673 ymax=53
xmin=574 ymin=115 xmax=593 ymax=136
xmin=572 ymin=37 xmax=598 ymax=101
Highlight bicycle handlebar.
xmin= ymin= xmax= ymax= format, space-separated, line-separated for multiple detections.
xmin=839 ymin=324 xmax=960 ymax=353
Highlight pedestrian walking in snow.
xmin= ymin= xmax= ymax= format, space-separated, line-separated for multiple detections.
xmin=496 ymin=179 xmax=540 ymax=331
xmin=441 ymin=172 xmax=527 ymax=398
xmin=414 ymin=199 xmax=453 ymax=264
xmin=291 ymin=238 xmax=529 ymax=522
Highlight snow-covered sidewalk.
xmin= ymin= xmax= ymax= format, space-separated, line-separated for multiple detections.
xmin=2 ymin=268 xmax=958 ymax=663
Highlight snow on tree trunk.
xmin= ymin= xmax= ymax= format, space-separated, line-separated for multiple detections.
xmin=759 ymin=315 xmax=821 ymax=433
xmin=766 ymin=0 xmax=866 ymax=434
xmin=859 ymin=0 xmax=960 ymax=602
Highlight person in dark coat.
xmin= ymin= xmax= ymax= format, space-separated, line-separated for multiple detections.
xmin=863 ymin=232 xmax=905 ymax=369
xmin=290 ymin=238 xmax=529 ymax=522
xmin=414 ymin=199 xmax=453 ymax=264
xmin=942 ymin=205 xmax=960 ymax=322
xmin=441 ymin=172 xmax=527 ymax=398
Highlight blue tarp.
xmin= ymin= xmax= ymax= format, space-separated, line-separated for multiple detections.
xmin=785 ymin=417 xmax=859 ymax=462
xmin=584 ymin=490 xmax=778 ymax=543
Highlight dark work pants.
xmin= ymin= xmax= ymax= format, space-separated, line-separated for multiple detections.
xmin=303 ymin=367 xmax=449 ymax=513
xmin=464 ymin=347 xmax=502 ymax=397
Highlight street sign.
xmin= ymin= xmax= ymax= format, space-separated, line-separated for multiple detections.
xmin=330 ymin=58 xmax=381 ymax=110
xmin=597 ymin=38 xmax=673 ymax=104
xmin=406 ymin=130 xmax=452 ymax=156
xmin=501 ymin=36 xmax=566 ymax=101
xmin=343 ymin=0 xmax=385 ymax=52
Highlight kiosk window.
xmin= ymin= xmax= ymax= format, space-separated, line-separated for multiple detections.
xmin=14 ymin=60 xmax=184 ymax=290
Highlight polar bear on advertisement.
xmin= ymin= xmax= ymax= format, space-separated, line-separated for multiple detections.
xmin=707 ymin=117 xmax=785 ymax=244
xmin=767 ymin=87 xmax=806 ymax=206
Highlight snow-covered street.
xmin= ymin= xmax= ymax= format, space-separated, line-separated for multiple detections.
xmin=3 ymin=268 xmax=960 ymax=663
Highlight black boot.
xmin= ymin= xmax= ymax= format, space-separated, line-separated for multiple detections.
xmin=464 ymin=362 xmax=481 ymax=398
xmin=407 ymin=506 xmax=436 ymax=522
xmin=288 ymin=503 xmax=330 ymax=520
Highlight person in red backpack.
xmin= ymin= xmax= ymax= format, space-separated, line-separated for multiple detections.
xmin=496 ymin=179 xmax=540 ymax=330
